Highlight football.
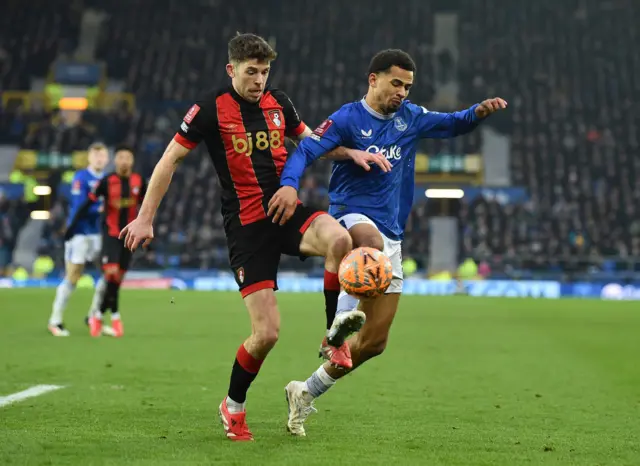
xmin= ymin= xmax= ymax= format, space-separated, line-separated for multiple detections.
xmin=339 ymin=247 xmax=393 ymax=298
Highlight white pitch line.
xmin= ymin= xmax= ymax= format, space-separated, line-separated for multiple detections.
xmin=0 ymin=384 xmax=65 ymax=408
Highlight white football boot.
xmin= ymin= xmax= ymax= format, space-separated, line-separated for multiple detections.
xmin=284 ymin=381 xmax=317 ymax=437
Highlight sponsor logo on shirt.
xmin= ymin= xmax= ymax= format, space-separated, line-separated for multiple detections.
xmin=366 ymin=144 xmax=402 ymax=161
xmin=180 ymin=122 xmax=189 ymax=133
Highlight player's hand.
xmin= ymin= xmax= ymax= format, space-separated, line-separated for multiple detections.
xmin=119 ymin=218 xmax=154 ymax=251
xmin=347 ymin=149 xmax=392 ymax=172
xmin=267 ymin=186 xmax=298 ymax=225
xmin=475 ymin=97 xmax=508 ymax=118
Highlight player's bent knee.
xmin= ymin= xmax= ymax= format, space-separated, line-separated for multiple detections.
xmin=254 ymin=326 xmax=279 ymax=350
xmin=66 ymin=273 xmax=81 ymax=286
xmin=359 ymin=337 xmax=388 ymax=360
xmin=244 ymin=288 xmax=280 ymax=352
xmin=350 ymin=227 xmax=384 ymax=251
xmin=329 ymin=230 xmax=352 ymax=259
xmin=65 ymin=264 xmax=84 ymax=284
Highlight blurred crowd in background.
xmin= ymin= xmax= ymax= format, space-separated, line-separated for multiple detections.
xmin=1 ymin=0 xmax=639 ymax=280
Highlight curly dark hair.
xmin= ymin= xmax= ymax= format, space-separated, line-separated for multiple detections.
xmin=368 ymin=49 xmax=416 ymax=75
xmin=228 ymin=33 xmax=277 ymax=63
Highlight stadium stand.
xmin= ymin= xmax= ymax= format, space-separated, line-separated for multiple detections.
xmin=457 ymin=0 xmax=640 ymax=276
xmin=0 ymin=193 xmax=28 ymax=274
xmin=1 ymin=0 xmax=639 ymax=278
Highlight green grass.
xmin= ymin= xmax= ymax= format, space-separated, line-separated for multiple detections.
xmin=1 ymin=290 xmax=640 ymax=465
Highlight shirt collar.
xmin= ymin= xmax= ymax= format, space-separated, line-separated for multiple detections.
xmin=360 ymin=97 xmax=395 ymax=120
xmin=87 ymin=167 xmax=103 ymax=178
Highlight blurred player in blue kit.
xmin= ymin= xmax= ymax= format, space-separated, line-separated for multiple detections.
xmin=48 ymin=142 xmax=110 ymax=336
xmin=268 ymin=49 xmax=508 ymax=435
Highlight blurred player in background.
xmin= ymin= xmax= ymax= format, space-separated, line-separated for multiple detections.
xmin=119 ymin=33 xmax=388 ymax=442
xmin=48 ymin=142 xmax=109 ymax=337
xmin=66 ymin=145 xmax=146 ymax=338
xmin=269 ymin=49 xmax=508 ymax=435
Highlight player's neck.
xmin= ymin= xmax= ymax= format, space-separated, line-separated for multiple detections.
xmin=364 ymin=93 xmax=393 ymax=118
xmin=231 ymin=82 xmax=258 ymax=104
xmin=87 ymin=167 xmax=102 ymax=177
xmin=116 ymin=170 xmax=131 ymax=177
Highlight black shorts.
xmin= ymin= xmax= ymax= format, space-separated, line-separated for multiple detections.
xmin=226 ymin=205 xmax=326 ymax=298
xmin=101 ymin=235 xmax=132 ymax=272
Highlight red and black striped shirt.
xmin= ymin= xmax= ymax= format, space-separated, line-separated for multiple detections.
xmin=90 ymin=172 xmax=147 ymax=237
xmin=173 ymin=86 xmax=307 ymax=230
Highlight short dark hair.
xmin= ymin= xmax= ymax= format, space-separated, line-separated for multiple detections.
xmin=228 ymin=33 xmax=277 ymax=63
xmin=368 ymin=49 xmax=416 ymax=75
xmin=114 ymin=144 xmax=135 ymax=156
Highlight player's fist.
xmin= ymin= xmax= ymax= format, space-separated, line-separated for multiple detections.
xmin=347 ymin=149 xmax=392 ymax=173
xmin=475 ymin=97 xmax=508 ymax=118
xmin=119 ymin=218 xmax=154 ymax=251
xmin=267 ymin=186 xmax=298 ymax=225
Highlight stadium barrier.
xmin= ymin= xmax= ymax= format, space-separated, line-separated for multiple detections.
xmin=3 ymin=276 xmax=640 ymax=300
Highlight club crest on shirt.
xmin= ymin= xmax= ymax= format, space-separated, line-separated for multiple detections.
xmin=268 ymin=110 xmax=282 ymax=128
xmin=394 ymin=117 xmax=407 ymax=132
xmin=132 ymin=186 xmax=140 ymax=195
xmin=237 ymin=267 xmax=245 ymax=284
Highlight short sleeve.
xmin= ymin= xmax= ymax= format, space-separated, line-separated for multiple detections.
xmin=271 ymin=89 xmax=307 ymax=138
xmin=174 ymin=94 xmax=218 ymax=149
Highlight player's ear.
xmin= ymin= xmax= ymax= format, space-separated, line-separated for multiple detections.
xmin=368 ymin=72 xmax=377 ymax=88
xmin=226 ymin=63 xmax=235 ymax=79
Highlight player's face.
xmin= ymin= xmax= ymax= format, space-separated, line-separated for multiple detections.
xmin=114 ymin=150 xmax=134 ymax=174
xmin=370 ymin=66 xmax=414 ymax=114
xmin=88 ymin=148 xmax=109 ymax=172
xmin=226 ymin=59 xmax=271 ymax=103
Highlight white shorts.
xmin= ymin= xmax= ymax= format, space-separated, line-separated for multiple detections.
xmin=337 ymin=213 xmax=403 ymax=293
xmin=64 ymin=234 xmax=102 ymax=265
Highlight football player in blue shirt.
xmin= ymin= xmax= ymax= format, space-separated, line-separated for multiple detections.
xmin=268 ymin=49 xmax=507 ymax=435
xmin=48 ymin=142 xmax=109 ymax=336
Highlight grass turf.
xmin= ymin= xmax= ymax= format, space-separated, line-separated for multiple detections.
xmin=1 ymin=289 xmax=639 ymax=465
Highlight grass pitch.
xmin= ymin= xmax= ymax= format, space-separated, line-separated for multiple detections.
xmin=1 ymin=289 xmax=639 ymax=465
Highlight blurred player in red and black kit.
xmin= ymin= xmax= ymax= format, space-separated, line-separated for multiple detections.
xmin=66 ymin=145 xmax=146 ymax=338
xmin=120 ymin=33 xmax=389 ymax=441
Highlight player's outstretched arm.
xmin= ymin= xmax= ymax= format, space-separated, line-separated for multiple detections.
xmin=119 ymin=140 xmax=190 ymax=251
xmin=417 ymin=97 xmax=507 ymax=138
xmin=294 ymin=126 xmax=391 ymax=172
